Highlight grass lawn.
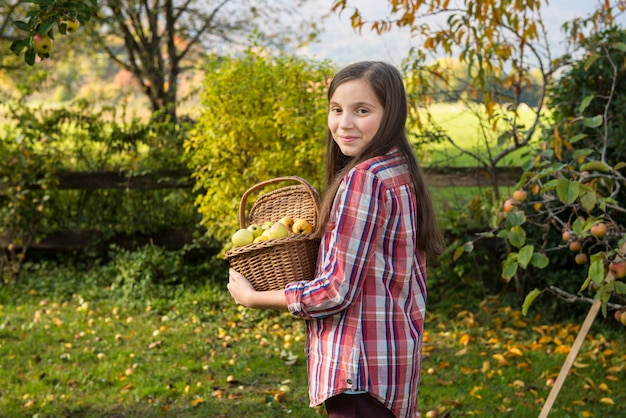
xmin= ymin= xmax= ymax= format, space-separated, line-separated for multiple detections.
xmin=1 ymin=264 xmax=625 ymax=418
xmin=415 ymin=102 xmax=543 ymax=167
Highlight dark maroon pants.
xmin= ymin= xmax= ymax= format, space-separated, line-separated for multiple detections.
xmin=325 ymin=393 xmax=396 ymax=418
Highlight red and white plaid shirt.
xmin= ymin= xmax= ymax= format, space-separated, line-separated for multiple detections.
xmin=285 ymin=148 xmax=427 ymax=418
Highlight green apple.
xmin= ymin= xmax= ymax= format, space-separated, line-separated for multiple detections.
xmin=33 ymin=34 xmax=52 ymax=54
xmin=247 ymin=224 xmax=262 ymax=238
xmin=231 ymin=228 xmax=254 ymax=247
xmin=268 ymin=222 xmax=289 ymax=240
xmin=63 ymin=18 xmax=80 ymax=34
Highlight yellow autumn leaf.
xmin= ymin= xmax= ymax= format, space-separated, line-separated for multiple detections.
xmin=599 ymin=397 xmax=615 ymax=405
xmin=512 ymin=380 xmax=525 ymax=388
xmin=507 ymin=347 xmax=524 ymax=357
xmin=460 ymin=367 xmax=475 ymax=374
xmin=481 ymin=361 xmax=490 ymax=373
xmin=581 ymin=411 xmax=593 ymax=417
xmin=606 ymin=365 xmax=623 ymax=373
xmin=493 ymin=353 xmax=510 ymax=366
xmin=460 ymin=333 xmax=471 ymax=346
xmin=191 ymin=397 xmax=204 ymax=406
xmin=573 ymin=362 xmax=590 ymax=368
xmin=554 ymin=345 xmax=570 ymax=354
xmin=598 ymin=383 xmax=611 ymax=393
xmin=469 ymin=385 xmax=483 ymax=399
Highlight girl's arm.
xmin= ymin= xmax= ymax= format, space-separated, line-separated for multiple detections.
xmin=227 ymin=268 xmax=288 ymax=310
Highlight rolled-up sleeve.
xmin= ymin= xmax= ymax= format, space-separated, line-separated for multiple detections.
xmin=285 ymin=168 xmax=384 ymax=318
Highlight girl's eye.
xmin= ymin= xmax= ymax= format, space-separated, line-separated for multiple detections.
xmin=356 ymin=108 xmax=369 ymax=115
xmin=330 ymin=107 xmax=342 ymax=114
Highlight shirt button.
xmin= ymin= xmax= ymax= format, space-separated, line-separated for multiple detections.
xmin=346 ymin=379 xmax=352 ymax=384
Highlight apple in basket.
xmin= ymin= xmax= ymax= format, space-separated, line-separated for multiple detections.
xmin=292 ymin=219 xmax=313 ymax=234
xmin=278 ymin=216 xmax=294 ymax=230
xmin=247 ymin=224 xmax=263 ymax=238
xmin=231 ymin=229 xmax=254 ymax=247
xmin=268 ymin=222 xmax=290 ymax=240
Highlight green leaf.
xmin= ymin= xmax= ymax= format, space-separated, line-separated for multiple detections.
xmin=588 ymin=257 xmax=605 ymax=286
xmin=507 ymin=225 xmax=526 ymax=249
xmin=568 ymin=133 xmax=587 ymax=144
xmin=612 ymin=42 xmax=626 ymax=52
xmin=13 ymin=20 xmax=29 ymax=31
xmin=522 ymin=288 xmax=542 ymax=316
xmin=583 ymin=115 xmax=603 ymax=128
xmin=572 ymin=216 xmax=586 ymax=235
xmin=502 ymin=258 xmax=518 ymax=281
xmin=530 ymin=252 xmax=549 ymax=269
xmin=615 ymin=281 xmax=626 ymax=295
xmin=556 ymin=178 xmax=579 ymax=205
xmin=39 ymin=18 xmax=56 ymax=36
xmin=580 ymin=160 xmax=610 ymax=172
xmin=453 ymin=241 xmax=474 ymax=261
xmin=497 ymin=132 xmax=511 ymax=147
xmin=25 ymin=47 xmax=36 ymax=66
xmin=517 ymin=245 xmax=534 ymax=269
xmin=572 ymin=149 xmax=594 ymax=159
xmin=579 ymin=187 xmax=597 ymax=212
xmin=579 ymin=276 xmax=591 ymax=292
xmin=505 ymin=210 xmax=526 ymax=228
xmin=584 ymin=53 xmax=600 ymax=71
xmin=579 ymin=95 xmax=594 ymax=113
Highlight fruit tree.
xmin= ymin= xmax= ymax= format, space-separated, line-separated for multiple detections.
xmin=331 ymin=0 xmax=626 ymax=319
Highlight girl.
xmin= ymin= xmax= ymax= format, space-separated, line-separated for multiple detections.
xmin=228 ymin=61 xmax=444 ymax=417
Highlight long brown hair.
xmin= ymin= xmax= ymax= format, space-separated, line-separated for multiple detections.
xmin=316 ymin=61 xmax=444 ymax=258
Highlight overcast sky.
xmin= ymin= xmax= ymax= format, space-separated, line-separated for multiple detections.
xmin=298 ymin=0 xmax=626 ymax=67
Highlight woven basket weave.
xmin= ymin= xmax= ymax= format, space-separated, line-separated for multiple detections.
xmin=224 ymin=176 xmax=321 ymax=291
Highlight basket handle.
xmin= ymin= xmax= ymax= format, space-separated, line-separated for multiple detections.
xmin=238 ymin=176 xmax=321 ymax=228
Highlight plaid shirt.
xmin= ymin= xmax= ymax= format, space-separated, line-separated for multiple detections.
xmin=285 ymin=149 xmax=427 ymax=418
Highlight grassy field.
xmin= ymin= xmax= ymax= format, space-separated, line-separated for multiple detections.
xmin=1 ymin=262 xmax=625 ymax=418
xmin=416 ymin=102 xmax=542 ymax=167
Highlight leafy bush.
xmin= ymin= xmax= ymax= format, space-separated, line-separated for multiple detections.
xmin=185 ymin=50 xmax=335 ymax=243
xmin=0 ymin=99 xmax=200 ymax=281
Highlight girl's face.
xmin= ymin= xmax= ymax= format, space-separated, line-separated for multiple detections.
xmin=328 ymin=78 xmax=383 ymax=157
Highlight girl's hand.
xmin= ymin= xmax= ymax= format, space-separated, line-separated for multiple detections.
xmin=227 ymin=268 xmax=256 ymax=307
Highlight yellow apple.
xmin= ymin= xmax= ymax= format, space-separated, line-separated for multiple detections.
xmin=278 ymin=216 xmax=294 ymax=230
xmin=292 ymin=219 xmax=313 ymax=234
xmin=32 ymin=34 xmax=52 ymax=54
xmin=247 ymin=224 xmax=262 ymax=238
xmin=261 ymin=221 xmax=274 ymax=230
xmin=231 ymin=228 xmax=254 ymax=247
xmin=253 ymin=235 xmax=268 ymax=243
xmin=268 ymin=222 xmax=289 ymax=240
xmin=62 ymin=18 xmax=80 ymax=34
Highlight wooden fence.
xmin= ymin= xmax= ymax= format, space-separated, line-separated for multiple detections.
xmin=1 ymin=166 xmax=522 ymax=250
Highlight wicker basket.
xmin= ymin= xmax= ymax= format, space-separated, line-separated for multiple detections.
xmin=224 ymin=176 xmax=321 ymax=291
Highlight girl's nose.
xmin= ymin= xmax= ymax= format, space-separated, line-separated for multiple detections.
xmin=338 ymin=113 xmax=354 ymax=129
